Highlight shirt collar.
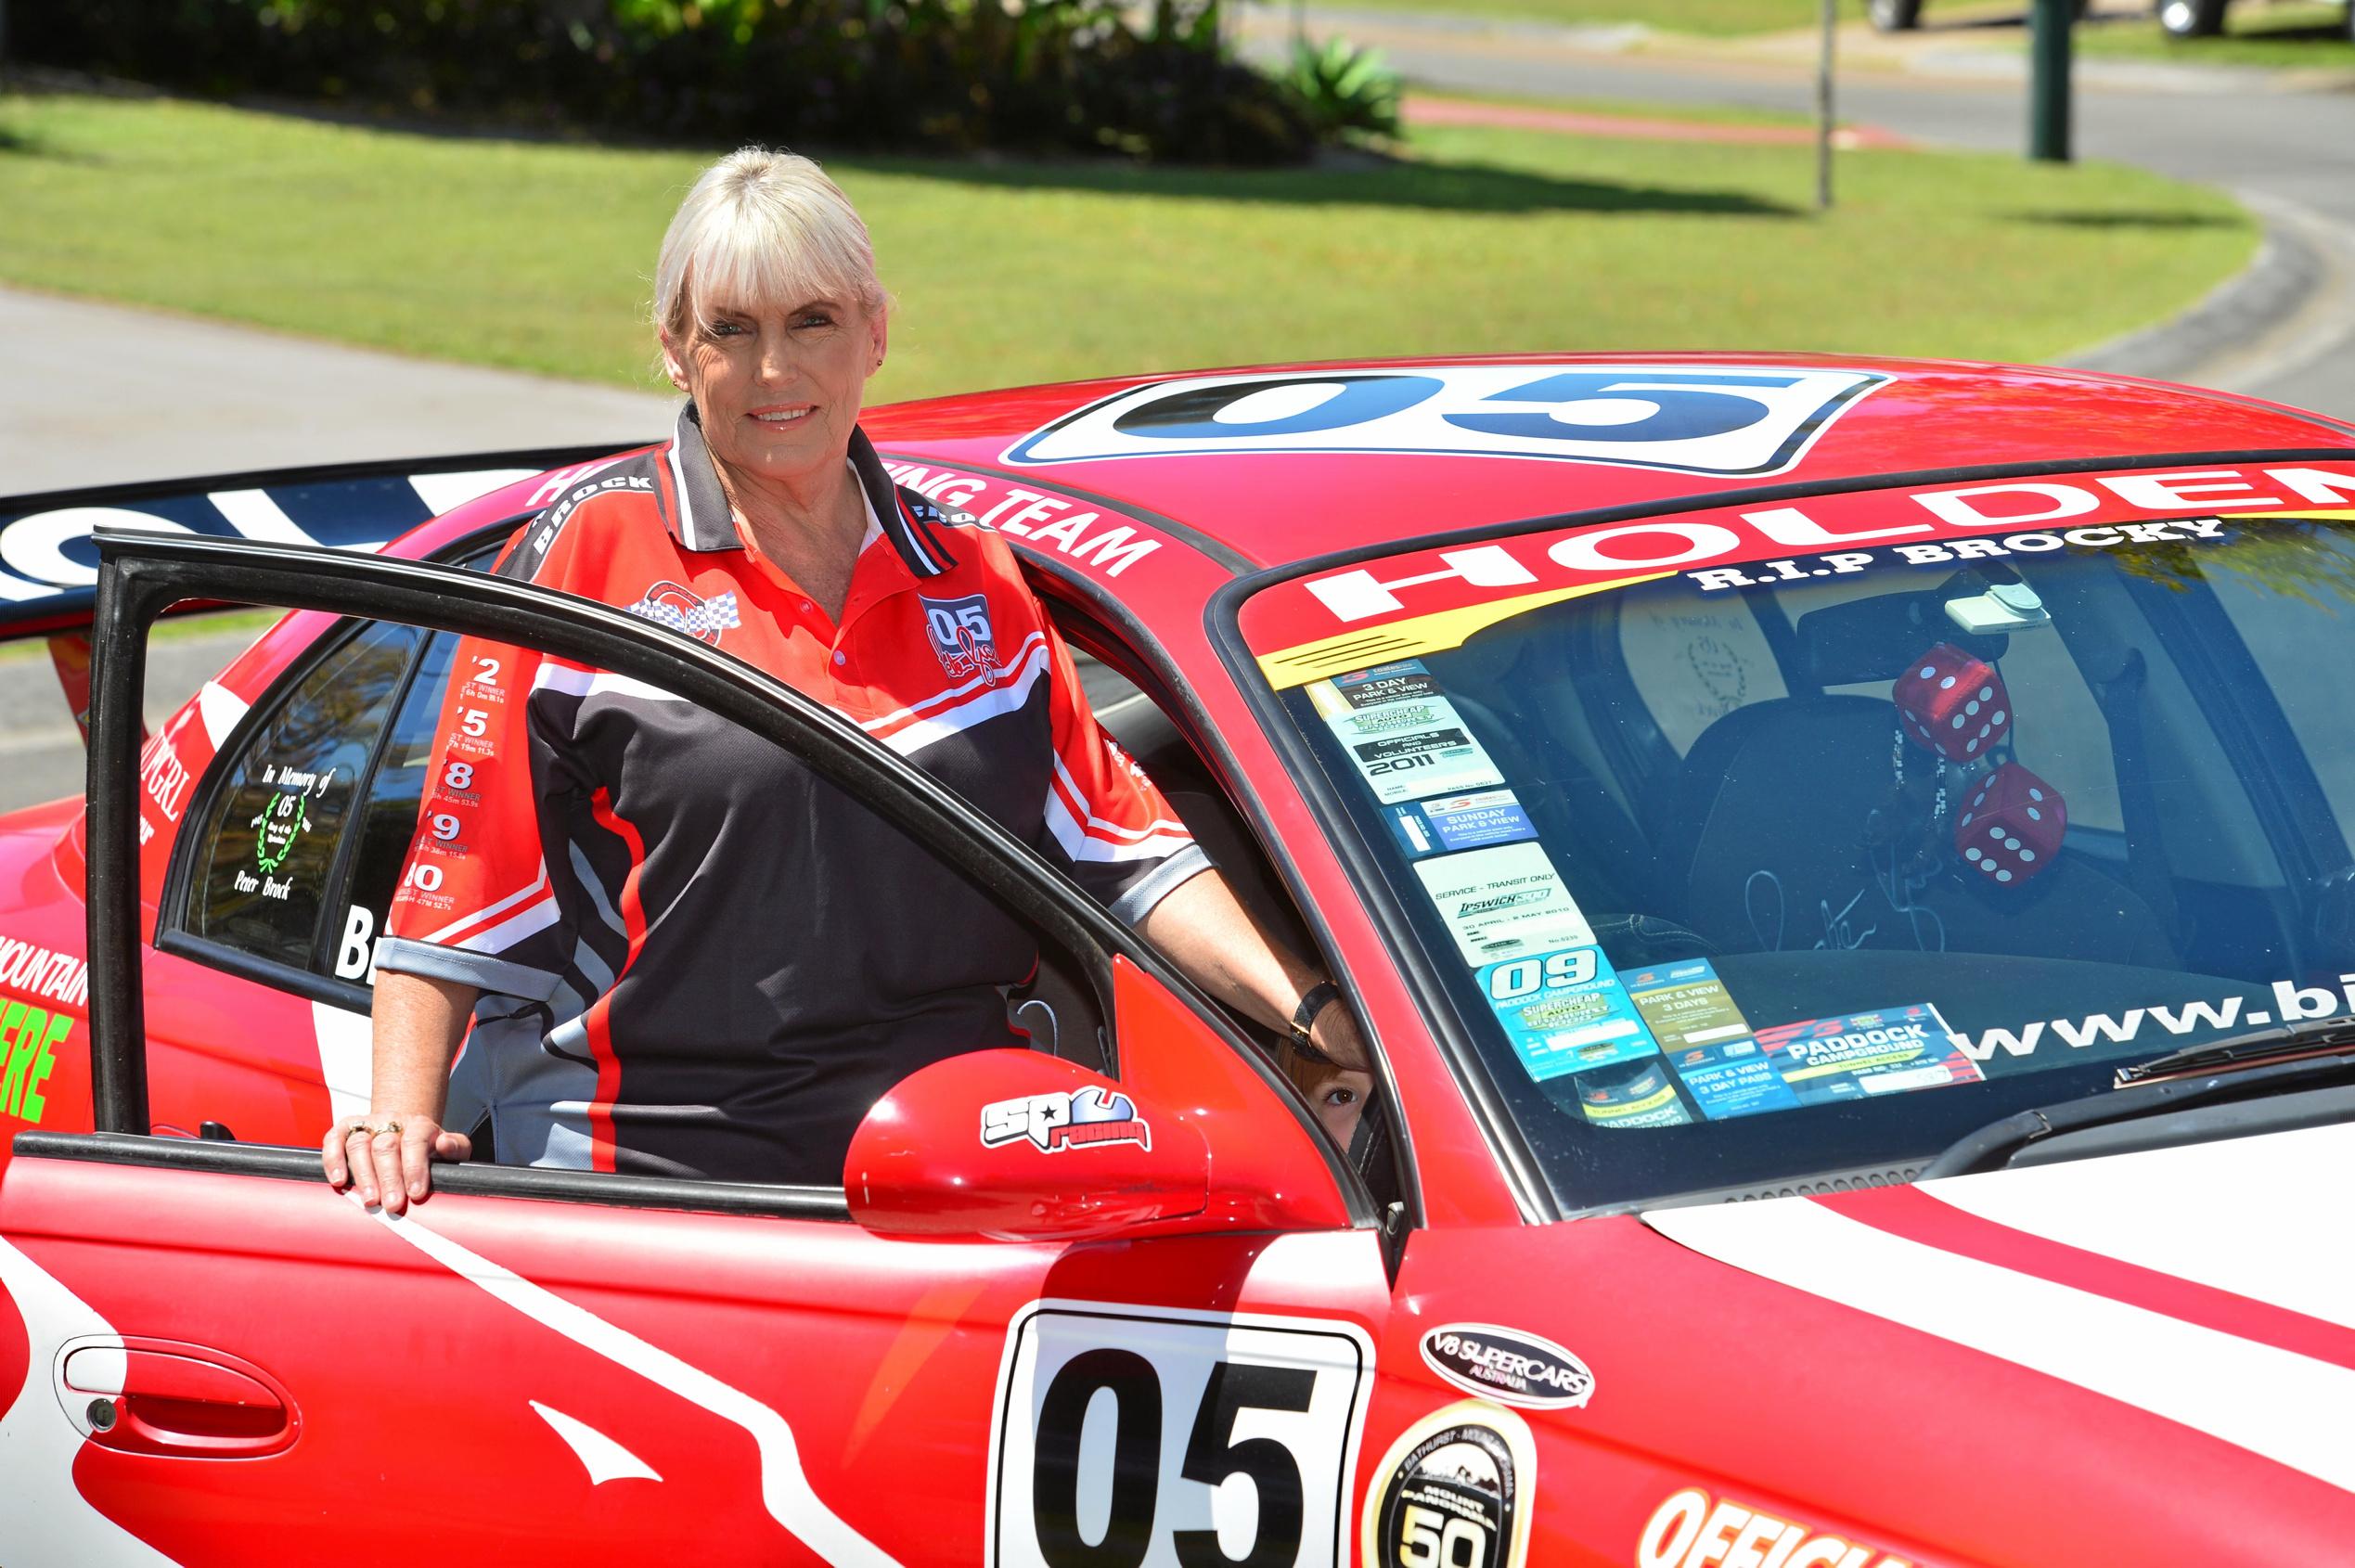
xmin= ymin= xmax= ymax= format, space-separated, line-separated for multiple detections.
xmin=665 ymin=403 xmax=953 ymax=579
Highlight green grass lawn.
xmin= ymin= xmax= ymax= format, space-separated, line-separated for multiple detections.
xmin=1311 ymin=0 xmax=1856 ymax=33
xmin=0 ymin=93 xmax=2253 ymax=398
xmin=2068 ymin=2 xmax=2354 ymax=68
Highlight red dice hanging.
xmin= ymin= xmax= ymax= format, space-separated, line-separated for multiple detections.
xmin=1893 ymin=644 xmax=2013 ymax=764
xmin=1956 ymin=762 xmax=2065 ymax=887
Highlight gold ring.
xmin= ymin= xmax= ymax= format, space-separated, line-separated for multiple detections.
xmin=376 ymin=1121 xmax=402 ymax=1138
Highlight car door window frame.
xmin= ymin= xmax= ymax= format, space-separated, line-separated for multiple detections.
xmin=76 ymin=528 xmax=1375 ymax=1227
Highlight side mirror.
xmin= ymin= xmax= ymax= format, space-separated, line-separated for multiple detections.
xmin=844 ymin=1049 xmax=1210 ymax=1242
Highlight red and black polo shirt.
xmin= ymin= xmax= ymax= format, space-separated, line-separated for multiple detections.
xmin=379 ymin=405 xmax=1206 ymax=1184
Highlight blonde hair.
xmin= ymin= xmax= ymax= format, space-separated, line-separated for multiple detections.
xmin=652 ymin=148 xmax=887 ymax=341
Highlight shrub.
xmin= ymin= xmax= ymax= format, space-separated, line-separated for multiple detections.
xmin=13 ymin=0 xmax=1319 ymax=164
xmin=1279 ymin=36 xmax=1401 ymax=141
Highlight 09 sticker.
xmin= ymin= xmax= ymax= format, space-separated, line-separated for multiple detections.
xmin=989 ymin=1301 xmax=1372 ymax=1568
xmin=1005 ymin=366 xmax=1886 ymax=477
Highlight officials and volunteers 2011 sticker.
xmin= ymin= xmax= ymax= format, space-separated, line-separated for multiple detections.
xmin=1753 ymin=1002 xmax=1983 ymax=1106
xmin=1480 ymin=946 xmax=1659 ymax=1080
xmin=1310 ymin=660 xmax=1506 ymax=805
xmin=1361 ymin=1401 xmax=1538 ymax=1568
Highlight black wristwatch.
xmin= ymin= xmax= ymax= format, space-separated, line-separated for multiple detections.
xmin=1288 ymin=981 xmax=1343 ymax=1060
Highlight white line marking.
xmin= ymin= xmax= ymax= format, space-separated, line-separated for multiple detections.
xmin=530 ymin=1400 xmax=664 ymax=1486
xmin=355 ymin=1198 xmax=900 ymax=1565
xmin=1645 ymin=1195 xmax=2355 ymax=1494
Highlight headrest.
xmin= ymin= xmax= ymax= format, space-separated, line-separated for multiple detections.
xmin=1795 ymin=580 xmax=2009 ymax=687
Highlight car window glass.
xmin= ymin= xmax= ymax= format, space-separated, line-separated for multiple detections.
xmin=1769 ymin=575 xmax=2126 ymax=833
xmin=328 ymin=630 xmax=454 ymax=983
xmin=180 ymin=620 xmax=420 ymax=970
xmin=1618 ymin=590 xmax=1788 ymax=756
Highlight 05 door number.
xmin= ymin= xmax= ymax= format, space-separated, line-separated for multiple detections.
xmin=990 ymin=1302 xmax=1373 ymax=1568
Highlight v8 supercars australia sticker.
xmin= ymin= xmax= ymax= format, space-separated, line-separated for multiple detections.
xmin=1389 ymin=789 xmax=1538 ymax=857
xmin=1626 ymin=959 xmax=1798 ymax=1120
xmin=1481 ymin=946 xmax=1658 ymax=1080
xmin=1360 ymin=1402 xmax=1537 ymax=1568
xmin=1755 ymin=1002 xmax=1983 ymax=1106
xmin=1005 ymin=364 xmax=1886 ymax=478
xmin=1420 ymin=1324 xmax=1593 ymax=1410
xmin=1414 ymin=843 xmax=1593 ymax=967
xmin=1311 ymin=660 xmax=1505 ymax=805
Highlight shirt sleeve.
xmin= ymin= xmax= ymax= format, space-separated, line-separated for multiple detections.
xmin=1035 ymin=617 xmax=1210 ymax=925
xmin=376 ymin=521 xmax=581 ymax=1000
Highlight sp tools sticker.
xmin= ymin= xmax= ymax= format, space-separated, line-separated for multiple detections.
xmin=1413 ymin=842 xmax=1593 ymax=967
xmin=1360 ymin=1401 xmax=1537 ymax=1568
xmin=1005 ymin=365 xmax=1887 ymax=476
xmin=1420 ymin=1324 xmax=1593 ymax=1410
xmin=989 ymin=1300 xmax=1373 ymax=1568
xmin=979 ymin=1086 xmax=1150 ymax=1152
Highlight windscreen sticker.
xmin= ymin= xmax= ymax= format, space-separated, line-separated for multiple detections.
xmin=1389 ymin=789 xmax=1538 ymax=857
xmin=1755 ymin=1002 xmax=1984 ymax=1105
xmin=1625 ymin=959 xmax=1799 ymax=1120
xmin=1413 ymin=843 xmax=1594 ymax=967
xmin=1310 ymin=661 xmax=1506 ymax=804
xmin=1571 ymin=1057 xmax=1693 ymax=1129
xmin=1481 ymin=947 xmax=1658 ymax=1080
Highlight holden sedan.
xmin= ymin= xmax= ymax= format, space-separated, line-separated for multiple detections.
xmin=3 ymin=354 xmax=2354 ymax=1565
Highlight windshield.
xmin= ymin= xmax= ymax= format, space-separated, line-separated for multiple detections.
xmin=1244 ymin=464 xmax=2355 ymax=1211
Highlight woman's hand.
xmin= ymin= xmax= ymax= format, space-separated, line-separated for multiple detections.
xmin=322 ymin=1114 xmax=472 ymax=1216
xmin=1307 ymin=996 xmax=1371 ymax=1073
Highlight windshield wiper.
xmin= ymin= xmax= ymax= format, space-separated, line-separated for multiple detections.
xmin=1920 ymin=1039 xmax=2355 ymax=1179
xmin=2113 ymin=1015 xmax=2355 ymax=1086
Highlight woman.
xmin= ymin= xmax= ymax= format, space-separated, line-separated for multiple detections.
xmin=324 ymin=148 xmax=1366 ymax=1214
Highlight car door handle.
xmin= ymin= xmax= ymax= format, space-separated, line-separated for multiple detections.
xmin=59 ymin=1339 xmax=297 ymax=1458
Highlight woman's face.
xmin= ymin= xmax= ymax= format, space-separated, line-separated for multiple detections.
xmin=1293 ymin=1060 xmax=1372 ymax=1149
xmin=661 ymin=289 xmax=887 ymax=492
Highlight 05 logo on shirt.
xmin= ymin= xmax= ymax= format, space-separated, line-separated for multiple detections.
xmin=921 ymin=593 xmax=999 ymax=680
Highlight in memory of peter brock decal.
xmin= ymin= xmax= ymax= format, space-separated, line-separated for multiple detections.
xmin=1003 ymin=366 xmax=1886 ymax=476
xmin=1360 ymin=1402 xmax=1537 ymax=1568
xmin=1420 ymin=1324 xmax=1593 ymax=1410
xmin=989 ymin=1301 xmax=1372 ymax=1568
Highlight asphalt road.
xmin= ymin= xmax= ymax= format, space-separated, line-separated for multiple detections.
xmin=1248 ymin=6 xmax=2355 ymax=419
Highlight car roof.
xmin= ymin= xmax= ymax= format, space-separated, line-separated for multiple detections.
xmin=860 ymin=353 xmax=2355 ymax=572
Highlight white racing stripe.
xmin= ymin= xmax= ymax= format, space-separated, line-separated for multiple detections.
xmin=1644 ymin=1197 xmax=2355 ymax=1493
xmin=356 ymin=1198 xmax=901 ymax=1565
xmin=410 ymin=469 xmax=538 ymax=518
xmin=308 ymin=1001 xmax=373 ymax=1123
xmin=1921 ymin=1121 xmax=2355 ymax=1333
xmin=0 ymin=1239 xmax=181 ymax=1566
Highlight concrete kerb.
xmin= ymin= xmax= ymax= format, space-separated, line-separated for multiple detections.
xmin=2063 ymin=189 xmax=2355 ymax=392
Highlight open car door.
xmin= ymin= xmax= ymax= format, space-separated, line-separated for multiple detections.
xmin=0 ymin=532 xmax=1397 ymax=1566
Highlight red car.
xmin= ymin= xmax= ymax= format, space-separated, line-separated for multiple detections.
xmin=4 ymin=354 xmax=2354 ymax=1565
